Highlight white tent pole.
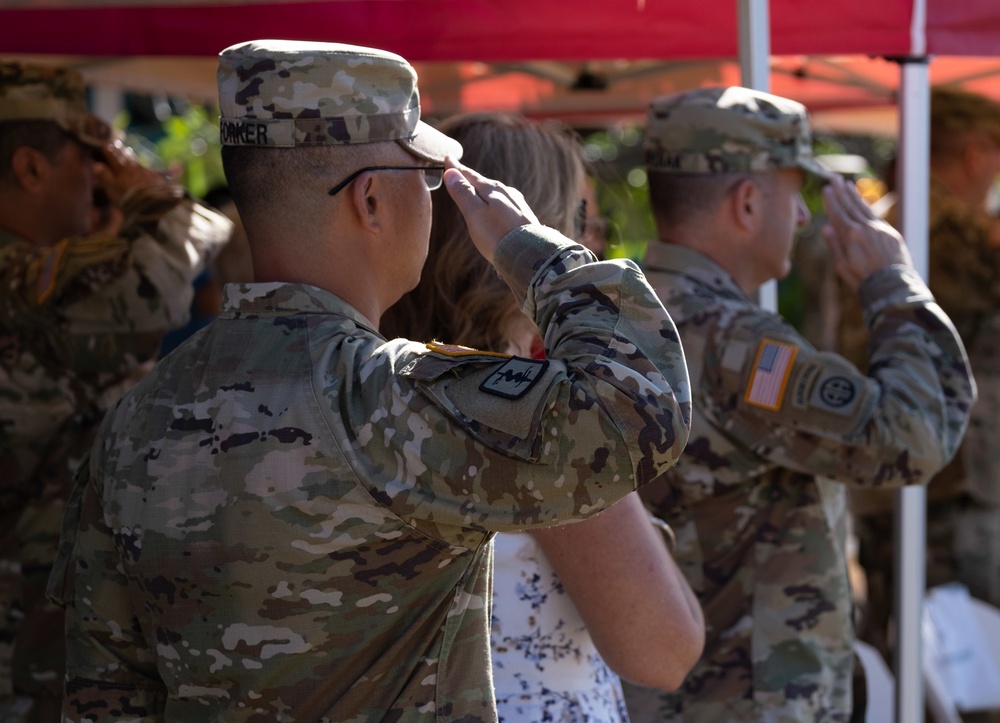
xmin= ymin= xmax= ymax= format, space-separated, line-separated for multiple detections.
xmin=738 ymin=0 xmax=777 ymax=313
xmin=892 ymin=0 xmax=929 ymax=719
xmin=738 ymin=0 xmax=770 ymax=92
xmin=894 ymin=57 xmax=929 ymax=723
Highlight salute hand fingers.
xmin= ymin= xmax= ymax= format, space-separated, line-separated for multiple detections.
xmin=444 ymin=155 xmax=540 ymax=262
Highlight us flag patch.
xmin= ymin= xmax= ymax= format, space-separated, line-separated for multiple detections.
xmin=744 ymin=339 xmax=798 ymax=411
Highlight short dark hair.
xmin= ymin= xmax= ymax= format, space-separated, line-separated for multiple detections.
xmin=220 ymin=145 xmax=279 ymax=216
xmin=0 ymin=120 xmax=70 ymax=181
xmin=221 ymin=142 xmax=396 ymax=224
xmin=647 ymin=171 xmax=748 ymax=230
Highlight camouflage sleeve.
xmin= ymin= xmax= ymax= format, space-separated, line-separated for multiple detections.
xmin=338 ymin=225 xmax=692 ymax=545
xmin=701 ymin=264 xmax=975 ymax=488
xmin=0 ymin=185 xmax=232 ymax=377
xmin=46 ymin=452 xmax=166 ymax=720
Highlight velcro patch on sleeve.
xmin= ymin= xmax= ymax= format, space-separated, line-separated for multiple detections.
xmin=479 ymin=357 xmax=549 ymax=400
xmin=721 ymin=340 xmax=749 ymax=372
xmin=744 ymin=339 xmax=798 ymax=411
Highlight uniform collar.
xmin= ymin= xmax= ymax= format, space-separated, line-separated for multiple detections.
xmin=221 ymin=282 xmax=379 ymax=333
xmin=642 ymin=241 xmax=751 ymax=304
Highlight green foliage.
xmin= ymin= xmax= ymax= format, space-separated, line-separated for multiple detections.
xmin=153 ymin=106 xmax=225 ymax=199
xmin=582 ymin=126 xmax=655 ymax=264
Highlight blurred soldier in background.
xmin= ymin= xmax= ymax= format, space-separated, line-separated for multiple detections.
xmin=0 ymin=61 xmax=231 ymax=721
xmin=844 ymin=88 xmax=1000 ymax=672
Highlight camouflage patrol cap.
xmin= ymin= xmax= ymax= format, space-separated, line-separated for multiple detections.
xmin=930 ymin=87 xmax=1000 ymax=143
xmin=217 ymin=39 xmax=462 ymax=162
xmin=0 ymin=61 xmax=112 ymax=148
xmin=644 ymin=86 xmax=835 ymax=180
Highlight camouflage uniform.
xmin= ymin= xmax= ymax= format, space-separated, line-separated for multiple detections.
xmin=623 ymin=87 xmax=975 ymax=723
xmin=47 ymin=41 xmax=692 ymax=723
xmin=0 ymin=62 xmax=233 ymax=721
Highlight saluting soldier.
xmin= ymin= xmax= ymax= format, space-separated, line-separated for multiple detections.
xmin=48 ymin=40 xmax=692 ymax=722
xmin=623 ymin=86 xmax=975 ymax=723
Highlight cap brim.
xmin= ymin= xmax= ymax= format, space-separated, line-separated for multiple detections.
xmin=799 ymin=156 xmax=839 ymax=182
xmin=398 ymin=120 xmax=463 ymax=163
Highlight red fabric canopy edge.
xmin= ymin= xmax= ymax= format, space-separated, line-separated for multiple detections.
xmin=0 ymin=0 xmax=918 ymax=61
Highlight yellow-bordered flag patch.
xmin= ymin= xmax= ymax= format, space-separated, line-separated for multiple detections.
xmin=744 ymin=339 xmax=797 ymax=411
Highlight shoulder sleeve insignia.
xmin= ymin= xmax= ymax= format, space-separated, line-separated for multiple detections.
xmin=36 ymin=239 xmax=69 ymax=305
xmin=426 ymin=341 xmax=510 ymax=358
xmin=479 ymin=357 xmax=549 ymax=400
xmin=744 ymin=338 xmax=798 ymax=411
xmin=790 ymin=361 xmax=823 ymax=410
xmin=809 ymin=373 xmax=860 ymax=416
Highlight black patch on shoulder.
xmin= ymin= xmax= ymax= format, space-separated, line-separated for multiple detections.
xmin=479 ymin=358 xmax=549 ymax=400
xmin=818 ymin=376 xmax=856 ymax=407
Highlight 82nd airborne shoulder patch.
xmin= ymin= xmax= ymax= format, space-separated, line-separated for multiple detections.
xmin=479 ymin=357 xmax=549 ymax=400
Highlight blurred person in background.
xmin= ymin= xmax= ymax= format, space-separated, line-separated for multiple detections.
xmin=841 ymin=90 xmax=1000 ymax=692
xmin=0 ymin=60 xmax=231 ymax=722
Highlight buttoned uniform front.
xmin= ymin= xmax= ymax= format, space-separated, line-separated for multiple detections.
xmin=623 ymin=242 xmax=974 ymax=722
xmin=0 ymin=182 xmax=231 ymax=717
xmin=48 ymin=223 xmax=692 ymax=722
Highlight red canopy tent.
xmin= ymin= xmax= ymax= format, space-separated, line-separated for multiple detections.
xmin=2 ymin=0 xmax=1000 ymax=136
xmin=0 ymin=0 xmax=920 ymax=60
xmin=0 ymin=0 xmax=996 ymax=59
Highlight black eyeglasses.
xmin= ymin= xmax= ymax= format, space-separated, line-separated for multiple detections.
xmin=327 ymin=165 xmax=445 ymax=196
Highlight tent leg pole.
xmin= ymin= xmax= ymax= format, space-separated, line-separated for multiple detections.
xmin=737 ymin=0 xmax=770 ymax=92
xmin=894 ymin=55 xmax=930 ymax=723
xmin=737 ymin=0 xmax=779 ymax=312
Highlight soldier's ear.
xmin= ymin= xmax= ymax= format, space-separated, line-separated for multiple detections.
xmin=349 ymin=170 xmax=384 ymax=234
xmin=9 ymin=146 xmax=49 ymax=194
xmin=730 ymin=177 xmax=761 ymax=233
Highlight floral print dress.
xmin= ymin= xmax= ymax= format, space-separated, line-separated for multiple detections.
xmin=491 ymin=532 xmax=630 ymax=722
